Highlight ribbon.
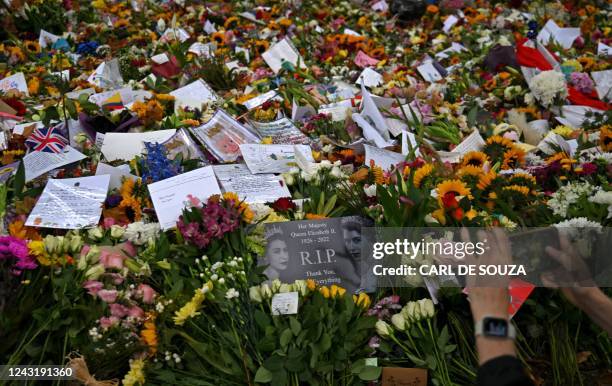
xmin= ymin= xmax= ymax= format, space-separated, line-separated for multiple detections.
xmin=67 ymin=354 xmax=119 ymax=386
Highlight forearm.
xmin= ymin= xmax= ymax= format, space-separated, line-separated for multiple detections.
xmin=476 ymin=336 xmax=516 ymax=365
xmin=576 ymin=288 xmax=612 ymax=334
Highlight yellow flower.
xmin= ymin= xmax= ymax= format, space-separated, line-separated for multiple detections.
xmin=501 ymin=148 xmax=525 ymax=170
xmin=261 ymin=136 xmax=273 ymax=144
xmin=431 ymin=208 xmax=447 ymax=225
xmin=460 ymin=151 xmax=488 ymax=168
xmin=552 ymin=125 xmax=574 ymax=138
xmin=92 ymin=0 xmax=106 ymax=9
xmin=330 ymin=285 xmax=346 ymax=298
xmin=140 ymin=316 xmax=158 ymax=354
xmin=306 ymin=279 xmax=316 ymax=291
xmin=28 ymin=240 xmax=47 ymax=265
xmin=173 ymin=282 xmax=212 ymax=325
xmin=600 ymin=126 xmax=612 ymax=152
xmin=370 ymin=164 xmax=385 ymax=185
xmin=122 ymin=358 xmax=145 ymax=386
xmin=154 ymin=93 xmax=176 ymax=102
xmin=413 ymin=164 xmax=434 ymax=188
xmin=28 ymin=77 xmax=40 ymax=95
xmin=502 ymin=185 xmax=530 ymax=196
xmin=436 ymin=180 xmax=471 ymax=203
xmin=457 ymin=165 xmax=483 ymax=179
xmin=465 ymin=209 xmax=478 ymax=220
xmin=353 ymin=292 xmax=371 ymax=309
xmin=319 ymin=286 xmax=330 ymax=298
xmin=477 ymin=170 xmax=497 ymax=191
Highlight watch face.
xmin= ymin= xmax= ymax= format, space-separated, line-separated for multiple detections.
xmin=483 ymin=317 xmax=509 ymax=338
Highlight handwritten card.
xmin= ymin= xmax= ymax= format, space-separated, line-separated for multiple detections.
xmin=87 ymin=59 xmax=124 ymax=90
xmin=101 ymin=129 xmax=176 ymax=161
xmin=26 ymin=175 xmax=110 ymax=229
xmin=452 ymin=130 xmax=485 ymax=155
xmin=188 ymin=42 xmax=215 ymax=57
xmin=250 ymin=117 xmax=309 ymax=144
xmin=381 ymin=368 xmax=427 ymax=386
xmin=240 ymin=144 xmax=313 ymax=174
xmin=271 ymin=292 xmax=299 ymax=315
xmin=0 ymin=73 xmax=29 ymax=96
xmin=262 ymin=38 xmax=307 ymax=74
xmin=148 ymin=166 xmax=221 ymax=230
xmin=364 ymin=144 xmax=404 ymax=171
xmin=213 ymin=164 xmax=291 ymax=203
xmin=39 ymin=29 xmax=60 ymax=49
xmin=169 ymin=79 xmax=219 ymax=112
xmin=591 ymin=70 xmax=612 ymax=101
xmin=23 ymin=146 xmax=87 ymax=182
xmin=241 ymin=90 xmax=283 ymax=110
xmin=598 ymin=42 xmax=611 ymax=57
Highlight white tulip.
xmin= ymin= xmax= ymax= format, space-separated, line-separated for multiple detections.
xmin=391 ymin=313 xmax=407 ymax=331
xmin=375 ymin=320 xmax=392 ymax=338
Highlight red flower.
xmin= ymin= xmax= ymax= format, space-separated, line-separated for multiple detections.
xmin=3 ymin=98 xmax=26 ymax=116
xmin=451 ymin=207 xmax=464 ymax=221
xmin=270 ymin=197 xmax=296 ymax=212
xmin=441 ymin=192 xmax=458 ymax=209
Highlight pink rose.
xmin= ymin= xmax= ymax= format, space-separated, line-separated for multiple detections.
xmin=100 ymin=250 xmax=126 ymax=269
xmin=99 ymin=316 xmax=119 ymax=329
xmin=128 ymin=306 xmax=144 ymax=319
xmin=97 ymin=289 xmax=118 ymax=303
xmin=122 ymin=242 xmax=137 ymax=257
xmin=138 ymin=284 xmax=156 ymax=304
xmin=107 ymin=273 xmax=124 ymax=285
xmin=109 ymin=303 xmax=129 ymax=318
xmin=103 ymin=217 xmax=116 ymax=229
xmin=83 ymin=280 xmax=104 ymax=296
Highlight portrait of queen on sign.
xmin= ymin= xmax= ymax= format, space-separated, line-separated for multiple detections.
xmin=260 ymin=217 xmax=367 ymax=294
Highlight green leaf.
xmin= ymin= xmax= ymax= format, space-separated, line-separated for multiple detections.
xmin=254 ymin=366 xmax=273 ymax=383
xmin=255 ymin=309 xmax=272 ymax=330
xmin=280 ymin=328 xmax=293 ymax=348
xmin=13 ymin=161 xmax=25 ymax=199
xmin=289 ymin=317 xmax=301 ymax=336
xmin=358 ymin=366 xmax=382 ymax=381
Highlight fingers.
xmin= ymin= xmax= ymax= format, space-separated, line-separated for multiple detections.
xmin=545 ymin=246 xmax=572 ymax=270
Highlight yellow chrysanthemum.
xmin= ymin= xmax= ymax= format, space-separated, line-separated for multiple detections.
xmin=122 ymin=358 xmax=145 ymax=386
xmin=413 ymin=164 xmax=434 ymax=188
xmin=173 ymin=282 xmax=212 ymax=326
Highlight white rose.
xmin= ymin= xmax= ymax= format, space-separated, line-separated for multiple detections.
xmin=85 ymin=264 xmax=105 ymax=280
xmin=110 ymin=225 xmax=126 ymax=239
xmin=293 ymin=280 xmax=307 ymax=296
xmin=260 ymin=283 xmax=272 ymax=299
xmin=391 ymin=313 xmax=407 ymax=331
xmin=375 ymin=320 xmax=392 ymax=337
xmin=330 ymin=166 xmax=342 ymax=178
xmin=279 ymin=283 xmax=293 ymax=293
xmin=418 ymin=298 xmax=435 ymax=318
xmin=271 ymin=279 xmax=282 ymax=293
xmin=88 ymin=227 xmax=104 ymax=240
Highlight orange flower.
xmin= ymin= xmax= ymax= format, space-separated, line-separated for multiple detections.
xmin=426 ymin=5 xmax=439 ymax=13
xmin=305 ymin=213 xmax=328 ymax=220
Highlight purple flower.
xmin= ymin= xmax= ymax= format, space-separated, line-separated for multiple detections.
xmin=0 ymin=236 xmax=36 ymax=274
xmin=570 ymin=72 xmax=594 ymax=94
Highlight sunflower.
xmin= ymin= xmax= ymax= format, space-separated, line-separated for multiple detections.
xmin=457 ymin=165 xmax=483 ymax=177
xmin=600 ymin=125 xmax=612 ymax=152
xmin=501 ymin=148 xmax=525 ymax=170
xmin=509 ymin=173 xmax=537 ymax=188
xmin=224 ymin=16 xmax=240 ymax=29
xmin=413 ymin=164 xmax=434 ymax=188
xmin=460 ymin=151 xmax=488 ymax=168
xmin=370 ymin=164 xmax=385 ymax=185
xmin=253 ymin=40 xmax=270 ymax=55
xmin=484 ymin=135 xmax=515 ymax=161
xmin=436 ymin=179 xmax=471 ymax=207
xmin=278 ymin=18 xmax=292 ymax=28
xmin=477 ymin=170 xmax=497 ymax=191
xmin=24 ymin=40 xmax=41 ymax=54
xmin=211 ymin=31 xmax=226 ymax=46
xmin=502 ymin=185 xmax=530 ymax=196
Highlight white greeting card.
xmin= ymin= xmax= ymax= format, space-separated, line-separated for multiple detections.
xmin=101 ymin=129 xmax=176 ymax=161
xmin=364 ymin=144 xmax=404 ymax=171
xmin=24 ymin=146 xmax=87 ymax=182
xmin=0 ymin=73 xmax=29 ymax=96
xmin=26 ymin=175 xmax=110 ymax=229
xmin=213 ymin=164 xmax=291 ymax=203
xmin=169 ymin=79 xmax=219 ymax=112
xmin=148 ymin=166 xmax=221 ymax=230
xmin=262 ymin=38 xmax=307 ymax=74
xmin=240 ymin=144 xmax=313 ymax=174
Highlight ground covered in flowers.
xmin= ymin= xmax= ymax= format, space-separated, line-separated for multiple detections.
xmin=0 ymin=0 xmax=611 ymax=385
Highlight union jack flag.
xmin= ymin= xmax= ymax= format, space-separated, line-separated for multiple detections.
xmin=25 ymin=126 xmax=68 ymax=153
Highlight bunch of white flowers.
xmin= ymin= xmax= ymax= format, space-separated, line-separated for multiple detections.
xmin=547 ymin=182 xmax=595 ymax=218
xmin=529 ymin=70 xmax=567 ymax=107
xmin=375 ymin=298 xmax=436 ymax=338
xmin=123 ymin=222 xmax=161 ymax=245
xmin=589 ymin=189 xmax=612 ymax=219
xmin=248 ymin=279 xmax=309 ymax=303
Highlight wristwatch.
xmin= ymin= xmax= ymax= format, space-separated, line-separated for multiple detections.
xmin=475 ymin=316 xmax=516 ymax=339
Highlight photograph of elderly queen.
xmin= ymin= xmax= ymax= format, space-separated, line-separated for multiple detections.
xmin=260 ymin=216 xmax=368 ymax=293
